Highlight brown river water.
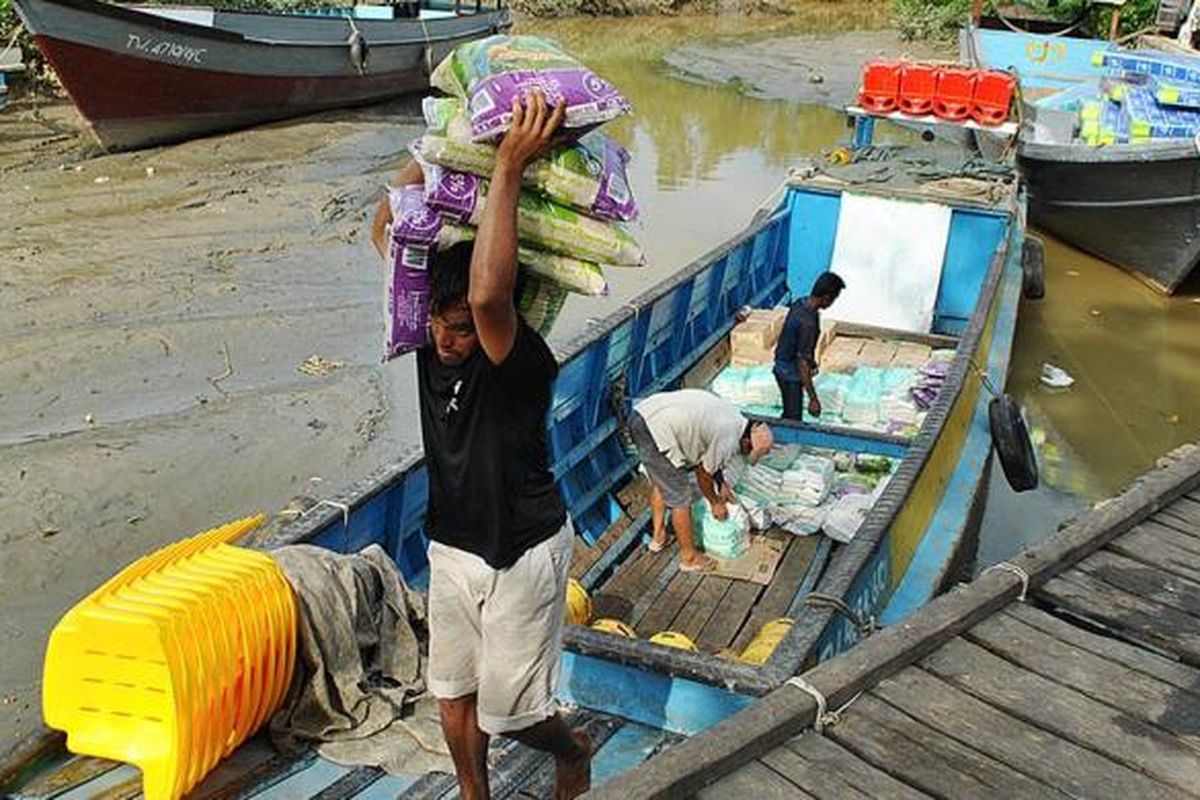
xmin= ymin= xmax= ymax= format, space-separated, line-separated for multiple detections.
xmin=2 ymin=4 xmax=1199 ymax=746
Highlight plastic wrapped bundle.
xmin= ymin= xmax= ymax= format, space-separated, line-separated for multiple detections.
xmin=420 ymin=97 xmax=638 ymax=222
xmin=743 ymin=366 xmax=782 ymax=407
xmin=813 ymin=373 xmax=850 ymax=417
xmin=779 ymin=454 xmax=835 ymax=507
xmin=384 ymin=186 xmax=440 ymax=359
xmin=843 ymin=367 xmax=885 ymax=425
xmin=416 ymin=155 xmax=644 ymax=267
xmin=735 ymin=463 xmax=783 ymax=507
xmin=824 ymin=494 xmax=872 ymax=543
xmin=711 ymin=368 xmax=748 ymax=404
xmin=692 ymin=500 xmax=750 ymax=559
xmin=773 ymin=504 xmax=827 ymax=537
xmin=437 ymin=223 xmax=609 ymax=296
xmin=431 ymin=34 xmax=632 ymax=142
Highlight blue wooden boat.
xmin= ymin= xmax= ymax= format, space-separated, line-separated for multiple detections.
xmin=0 ymin=146 xmax=1033 ymax=797
xmin=964 ymin=22 xmax=1200 ymax=293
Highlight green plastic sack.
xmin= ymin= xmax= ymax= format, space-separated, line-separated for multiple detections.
xmin=692 ymin=500 xmax=749 ymax=559
xmin=517 ymin=275 xmax=569 ymax=338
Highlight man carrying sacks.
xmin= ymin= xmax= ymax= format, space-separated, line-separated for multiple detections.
xmin=371 ymin=92 xmax=590 ymax=800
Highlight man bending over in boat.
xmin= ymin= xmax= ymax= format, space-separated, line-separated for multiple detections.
xmin=370 ymin=92 xmax=591 ymax=800
xmin=774 ymin=271 xmax=845 ymax=422
xmin=630 ymin=389 xmax=773 ymax=572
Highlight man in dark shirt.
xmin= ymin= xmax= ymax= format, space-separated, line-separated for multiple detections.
xmin=371 ymin=92 xmax=589 ymax=800
xmin=773 ymin=272 xmax=845 ymax=421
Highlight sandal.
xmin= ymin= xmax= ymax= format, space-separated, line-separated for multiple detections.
xmin=679 ymin=554 xmax=717 ymax=573
xmin=647 ymin=532 xmax=673 ymax=553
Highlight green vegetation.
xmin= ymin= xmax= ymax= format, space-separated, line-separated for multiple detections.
xmin=892 ymin=0 xmax=1162 ymax=42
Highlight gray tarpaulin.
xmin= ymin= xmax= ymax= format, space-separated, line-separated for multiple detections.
xmin=268 ymin=544 xmax=452 ymax=774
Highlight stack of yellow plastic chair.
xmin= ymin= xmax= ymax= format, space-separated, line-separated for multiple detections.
xmin=42 ymin=515 xmax=297 ymax=800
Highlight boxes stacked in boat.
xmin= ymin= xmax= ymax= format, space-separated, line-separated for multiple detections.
xmin=730 ymin=308 xmax=787 ymax=366
xmin=1072 ymin=49 xmax=1200 ymax=146
xmin=384 ymin=35 xmax=644 ymax=360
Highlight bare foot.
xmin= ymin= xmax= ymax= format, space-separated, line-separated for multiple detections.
xmin=554 ymin=729 xmax=591 ymax=800
xmin=648 ymin=528 xmax=670 ymax=552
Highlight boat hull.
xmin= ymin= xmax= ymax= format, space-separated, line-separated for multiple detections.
xmin=1020 ymin=140 xmax=1200 ymax=293
xmin=14 ymin=0 xmax=509 ymax=150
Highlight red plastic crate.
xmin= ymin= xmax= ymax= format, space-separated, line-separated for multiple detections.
xmin=859 ymin=60 xmax=902 ymax=114
xmin=972 ymin=70 xmax=1016 ymax=126
xmin=934 ymin=66 xmax=976 ymax=121
xmin=898 ymin=63 xmax=938 ymax=116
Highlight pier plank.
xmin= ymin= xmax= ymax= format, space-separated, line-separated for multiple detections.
xmin=922 ymin=637 xmax=1200 ymax=791
xmin=874 ymin=668 xmax=1191 ymax=800
xmin=1075 ymin=549 xmax=1200 ymax=619
xmin=779 ymin=732 xmax=931 ymax=800
xmin=1108 ymin=528 xmax=1200 ymax=584
xmin=1148 ymin=511 xmax=1200 ymax=542
xmin=1154 ymin=496 xmax=1200 ymax=530
xmin=697 ymin=761 xmax=816 ymax=799
xmin=834 ymin=692 xmax=1066 ymax=799
xmin=1134 ymin=520 xmax=1200 ymax=557
xmin=1036 ymin=571 xmax=1200 ymax=665
xmin=1003 ymin=604 xmax=1200 ymax=699
xmin=825 ymin=690 xmax=1012 ymax=796
xmin=966 ymin=609 xmax=1200 ymax=749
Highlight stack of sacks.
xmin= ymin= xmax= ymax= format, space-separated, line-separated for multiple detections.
xmin=385 ymin=34 xmax=640 ymax=360
xmin=843 ymin=367 xmax=885 ymax=425
xmin=735 ymin=462 xmax=783 ymax=508
xmin=823 ymin=494 xmax=872 ymax=543
xmin=880 ymin=367 xmax=919 ymax=429
xmin=709 ymin=365 xmax=782 ymax=412
xmin=779 ymin=454 xmax=835 ymax=507
xmin=910 ymin=349 xmax=954 ymax=410
xmin=813 ymin=373 xmax=850 ymax=417
xmin=773 ymin=504 xmax=827 ymax=537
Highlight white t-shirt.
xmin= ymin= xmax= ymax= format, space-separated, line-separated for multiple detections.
xmin=634 ymin=389 xmax=745 ymax=473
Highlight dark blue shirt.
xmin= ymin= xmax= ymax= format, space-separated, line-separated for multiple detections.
xmin=773 ymin=298 xmax=819 ymax=382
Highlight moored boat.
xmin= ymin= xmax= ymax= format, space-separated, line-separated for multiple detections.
xmin=964 ymin=19 xmax=1200 ymax=293
xmin=11 ymin=0 xmax=512 ymax=151
xmin=0 ymin=126 xmax=1036 ymax=796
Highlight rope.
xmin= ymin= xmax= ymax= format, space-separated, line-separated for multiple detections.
xmin=302 ymin=499 xmax=351 ymax=529
xmin=983 ymin=561 xmax=1030 ymax=601
xmin=994 ymin=3 xmax=1087 ymax=37
xmin=785 ymin=677 xmax=861 ymax=734
xmin=802 ymin=593 xmax=876 ymax=638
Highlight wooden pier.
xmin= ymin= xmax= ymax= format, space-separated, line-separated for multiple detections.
xmin=591 ymin=445 xmax=1200 ymax=799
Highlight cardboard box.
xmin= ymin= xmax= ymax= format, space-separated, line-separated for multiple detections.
xmin=747 ymin=308 xmax=787 ymax=341
xmin=816 ymin=319 xmax=837 ymax=362
xmin=892 ymin=341 xmax=933 ymax=367
xmin=731 ymin=343 xmax=775 ymax=367
xmin=859 ymin=340 xmax=898 ymax=367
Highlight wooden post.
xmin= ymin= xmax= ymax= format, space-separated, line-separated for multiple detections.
xmin=1179 ymin=1 xmax=1200 ymax=47
xmin=972 ymin=0 xmax=983 ymax=24
xmin=1109 ymin=6 xmax=1122 ymax=40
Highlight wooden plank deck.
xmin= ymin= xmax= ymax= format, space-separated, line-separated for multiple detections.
xmin=590 ymin=444 xmax=1200 ymax=799
xmin=588 ymin=527 xmax=822 ymax=654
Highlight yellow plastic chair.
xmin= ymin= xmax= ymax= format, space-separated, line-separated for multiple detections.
xmin=42 ymin=515 xmax=296 ymax=800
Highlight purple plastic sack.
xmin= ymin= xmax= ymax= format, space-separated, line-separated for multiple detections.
xmin=384 ymin=186 xmax=440 ymax=361
xmin=431 ymin=35 xmax=632 ymax=142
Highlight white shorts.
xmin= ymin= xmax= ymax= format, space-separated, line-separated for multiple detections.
xmin=426 ymin=519 xmax=573 ymax=735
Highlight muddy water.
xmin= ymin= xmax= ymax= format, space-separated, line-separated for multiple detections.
xmin=4 ymin=3 xmax=1200 ymax=748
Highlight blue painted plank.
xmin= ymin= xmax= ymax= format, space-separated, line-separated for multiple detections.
xmin=590 ymin=723 xmax=679 ymax=789
xmin=785 ymin=190 xmax=841 ymax=298
xmin=350 ymin=773 xmax=420 ymax=799
xmin=937 ymin=210 xmax=1007 ymax=324
xmin=557 ymin=652 xmax=752 ymax=736
xmin=253 ymin=759 xmax=351 ymax=800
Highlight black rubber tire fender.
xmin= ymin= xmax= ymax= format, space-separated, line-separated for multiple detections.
xmin=989 ymin=394 xmax=1038 ymax=492
xmin=1021 ymin=235 xmax=1046 ymax=300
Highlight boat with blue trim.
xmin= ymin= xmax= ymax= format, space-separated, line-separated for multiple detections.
xmin=0 ymin=121 xmax=1038 ymax=796
xmin=963 ymin=12 xmax=1200 ymax=293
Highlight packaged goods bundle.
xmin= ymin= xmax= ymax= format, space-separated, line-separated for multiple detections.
xmin=383 ymin=35 xmax=641 ymax=361
xmin=431 ymin=34 xmax=632 ymax=141
xmin=419 ymin=97 xmax=638 ymax=222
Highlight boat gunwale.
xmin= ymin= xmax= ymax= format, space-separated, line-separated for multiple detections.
xmin=16 ymin=0 xmax=511 ymax=47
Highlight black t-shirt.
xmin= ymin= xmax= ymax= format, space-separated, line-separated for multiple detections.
xmin=773 ymin=298 xmax=820 ymax=382
xmin=416 ymin=322 xmax=567 ymax=569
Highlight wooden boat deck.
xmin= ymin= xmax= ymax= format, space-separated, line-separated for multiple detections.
xmin=567 ymin=476 xmax=830 ymax=658
xmin=593 ymin=444 xmax=1200 ymax=799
